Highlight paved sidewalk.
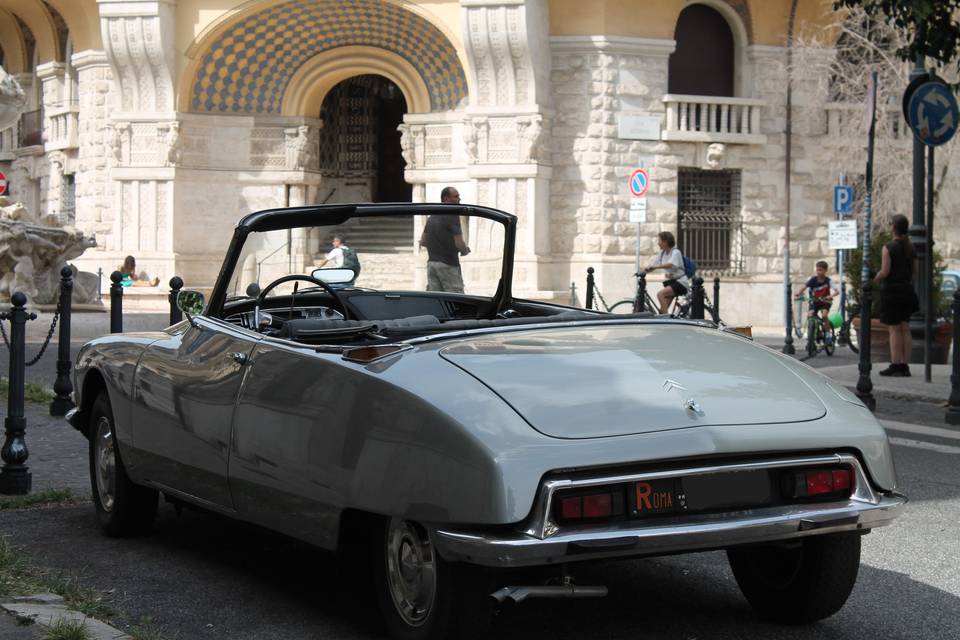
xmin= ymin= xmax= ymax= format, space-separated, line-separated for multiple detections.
xmin=817 ymin=363 xmax=952 ymax=404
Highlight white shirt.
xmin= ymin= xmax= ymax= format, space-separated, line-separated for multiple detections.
xmin=325 ymin=246 xmax=345 ymax=267
xmin=654 ymin=248 xmax=689 ymax=285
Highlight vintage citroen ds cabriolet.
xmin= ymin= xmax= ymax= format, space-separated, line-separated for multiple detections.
xmin=68 ymin=204 xmax=905 ymax=640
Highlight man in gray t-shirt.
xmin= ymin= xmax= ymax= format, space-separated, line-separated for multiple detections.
xmin=420 ymin=187 xmax=471 ymax=293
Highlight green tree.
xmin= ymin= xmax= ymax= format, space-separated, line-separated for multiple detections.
xmin=835 ymin=1 xmax=960 ymax=77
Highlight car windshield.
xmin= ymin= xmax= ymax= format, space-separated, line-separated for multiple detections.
xmin=228 ymin=211 xmax=506 ymax=299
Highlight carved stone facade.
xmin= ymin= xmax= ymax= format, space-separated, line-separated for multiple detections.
xmin=3 ymin=0 xmax=959 ymax=327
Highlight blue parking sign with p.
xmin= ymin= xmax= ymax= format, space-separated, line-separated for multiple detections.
xmin=834 ymin=185 xmax=853 ymax=214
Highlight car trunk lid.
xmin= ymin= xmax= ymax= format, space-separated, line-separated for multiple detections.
xmin=439 ymin=323 xmax=826 ymax=439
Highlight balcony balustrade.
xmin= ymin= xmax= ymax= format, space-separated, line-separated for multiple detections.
xmin=45 ymin=103 xmax=79 ymax=151
xmin=662 ymin=94 xmax=766 ymax=145
xmin=0 ymin=120 xmax=18 ymax=160
xmin=824 ymin=102 xmax=909 ymax=143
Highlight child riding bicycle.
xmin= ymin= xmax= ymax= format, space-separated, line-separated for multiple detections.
xmin=795 ymin=260 xmax=839 ymax=344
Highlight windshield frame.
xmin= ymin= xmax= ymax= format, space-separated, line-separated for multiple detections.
xmin=207 ymin=203 xmax=517 ymax=318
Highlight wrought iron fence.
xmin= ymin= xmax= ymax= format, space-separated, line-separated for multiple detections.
xmin=678 ymin=168 xmax=743 ymax=274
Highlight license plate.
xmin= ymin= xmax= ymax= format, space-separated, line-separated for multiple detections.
xmin=634 ymin=478 xmax=684 ymax=516
xmin=682 ymin=470 xmax=772 ymax=511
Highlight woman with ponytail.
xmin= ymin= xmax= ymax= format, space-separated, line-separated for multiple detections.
xmin=872 ymin=214 xmax=919 ymax=376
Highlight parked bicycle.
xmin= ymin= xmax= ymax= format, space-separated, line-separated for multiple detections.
xmin=591 ymin=272 xmax=716 ymax=320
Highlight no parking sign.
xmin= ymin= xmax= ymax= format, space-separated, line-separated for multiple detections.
xmin=629 ymin=168 xmax=649 ymax=197
xmin=0 ymin=171 xmax=7 ymax=196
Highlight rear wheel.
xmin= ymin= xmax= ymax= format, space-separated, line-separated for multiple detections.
xmin=88 ymin=391 xmax=158 ymax=536
xmin=824 ymin=324 xmax=836 ymax=356
xmin=806 ymin=317 xmax=817 ymax=358
xmin=727 ymin=533 xmax=861 ymax=624
xmin=374 ymin=517 xmax=493 ymax=640
xmin=842 ymin=319 xmax=860 ymax=354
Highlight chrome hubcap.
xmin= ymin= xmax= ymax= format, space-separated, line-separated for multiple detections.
xmin=385 ymin=518 xmax=437 ymax=627
xmin=94 ymin=416 xmax=116 ymax=512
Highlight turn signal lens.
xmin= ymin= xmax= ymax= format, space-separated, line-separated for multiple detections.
xmin=559 ymin=497 xmax=582 ymax=519
xmin=806 ymin=471 xmax=834 ymax=496
xmin=832 ymin=469 xmax=852 ymax=492
xmin=555 ymin=492 xmax=616 ymax=520
xmin=785 ymin=467 xmax=853 ymax=499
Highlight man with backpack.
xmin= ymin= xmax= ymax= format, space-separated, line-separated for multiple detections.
xmin=316 ymin=234 xmax=360 ymax=285
xmin=644 ymin=231 xmax=691 ymax=314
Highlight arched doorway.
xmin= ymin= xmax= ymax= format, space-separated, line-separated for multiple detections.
xmin=669 ymin=4 xmax=735 ymax=97
xmin=316 ymin=74 xmax=413 ymax=263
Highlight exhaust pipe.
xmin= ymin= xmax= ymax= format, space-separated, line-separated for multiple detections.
xmin=490 ymin=584 xmax=608 ymax=604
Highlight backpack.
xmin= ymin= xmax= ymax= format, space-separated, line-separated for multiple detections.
xmin=682 ymin=255 xmax=696 ymax=279
xmin=340 ymin=247 xmax=361 ymax=277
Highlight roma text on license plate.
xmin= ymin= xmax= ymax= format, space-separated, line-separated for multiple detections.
xmin=634 ymin=478 xmax=684 ymax=516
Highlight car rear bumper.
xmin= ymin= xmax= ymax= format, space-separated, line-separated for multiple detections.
xmin=431 ymin=453 xmax=906 ymax=568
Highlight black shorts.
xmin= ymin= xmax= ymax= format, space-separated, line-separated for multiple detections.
xmin=880 ymin=284 xmax=919 ymax=325
xmin=812 ymin=299 xmax=831 ymax=313
xmin=663 ymin=279 xmax=687 ymax=296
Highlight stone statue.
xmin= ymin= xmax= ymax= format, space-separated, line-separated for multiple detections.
xmin=463 ymin=118 xmax=482 ymax=163
xmin=706 ymin=143 xmax=726 ymax=169
xmin=397 ymin=123 xmax=414 ymax=168
xmin=517 ymin=114 xmax=544 ymax=163
xmin=0 ymin=196 xmax=98 ymax=304
xmin=108 ymin=121 xmax=128 ymax=166
xmin=0 ymin=64 xmax=27 ymax=132
xmin=163 ymin=121 xmax=182 ymax=166
xmin=286 ymin=125 xmax=315 ymax=171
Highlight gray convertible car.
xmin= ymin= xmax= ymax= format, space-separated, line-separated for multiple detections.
xmin=68 ymin=204 xmax=905 ymax=640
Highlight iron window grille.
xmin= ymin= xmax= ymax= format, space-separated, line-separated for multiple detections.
xmin=678 ymin=168 xmax=743 ymax=275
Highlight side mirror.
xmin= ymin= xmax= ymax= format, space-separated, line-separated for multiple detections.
xmin=177 ymin=289 xmax=205 ymax=320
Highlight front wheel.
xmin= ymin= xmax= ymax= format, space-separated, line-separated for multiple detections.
xmin=609 ymin=299 xmax=638 ymax=314
xmin=88 ymin=391 xmax=158 ymax=536
xmin=727 ymin=533 xmax=861 ymax=624
xmin=375 ymin=518 xmax=493 ymax=640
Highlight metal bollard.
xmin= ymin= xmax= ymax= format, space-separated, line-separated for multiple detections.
xmin=50 ymin=266 xmax=75 ymax=417
xmin=97 ymin=267 xmax=103 ymax=302
xmin=946 ymin=290 xmax=960 ymax=425
xmin=0 ymin=292 xmax=37 ymax=494
xmin=169 ymin=276 xmax=184 ymax=326
xmin=855 ymin=276 xmax=876 ymax=411
xmin=110 ymin=271 xmax=123 ymax=333
xmin=585 ymin=267 xmax=595 ymax=310
xmin=691 ymin=277 xmax=705 ymax=320
xmin=711 ymin=277 xmax=721 ymax=323
xmin=636 ymin=272 xmax=647 ymax=313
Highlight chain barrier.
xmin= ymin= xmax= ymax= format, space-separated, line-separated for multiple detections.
xmin=0 ymin=300 xmax=60 ymax=367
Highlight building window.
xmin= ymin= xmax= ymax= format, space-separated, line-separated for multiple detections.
xmin=669 ymin=4 xmax=735 ymax=97
xmin=678 ymin=168 xmax=742 ymax=274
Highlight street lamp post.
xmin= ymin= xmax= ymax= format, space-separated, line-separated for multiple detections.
xmin=908 ymin=56 xmax=929 ymax=357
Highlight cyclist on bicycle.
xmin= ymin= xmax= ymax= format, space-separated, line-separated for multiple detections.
xmin=795 ymin=260 xmax=839 ymax=345
xmin=644 ymin=231 xmax=689 ymax=314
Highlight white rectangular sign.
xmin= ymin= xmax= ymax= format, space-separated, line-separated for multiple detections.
xmin=629 ymin=197 xmax=647 ymax=223
xmin=618 ymin=115 xmax=661 ymax=141
xmin=828 ymin=220 xmax=858 ymax=250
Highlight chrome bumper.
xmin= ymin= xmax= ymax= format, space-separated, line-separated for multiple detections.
xmin=432 ymin=453 xmax=907 ymax=568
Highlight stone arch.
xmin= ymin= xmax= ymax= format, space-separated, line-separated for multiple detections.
xmin=45 ymin=0 xmax=102 ymax=51
xmin=0 ymin=0 xmax=61 ymax=64
xmin=283 ymin=46 xmax=430 ymax=116
xmin=672 ymin=1 xmax=753 ymax=96
xmin=181 ymin=0 xmax=467 ymax=115
xmin=0 ymin=9 xmax=28 ymax=74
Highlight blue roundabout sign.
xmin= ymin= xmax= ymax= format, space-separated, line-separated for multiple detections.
xmin=906 ymin=81 xmax=959 ymax=147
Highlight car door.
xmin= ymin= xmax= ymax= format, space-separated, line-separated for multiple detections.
xmin=131 ymin=317 xmax=259 ymax=509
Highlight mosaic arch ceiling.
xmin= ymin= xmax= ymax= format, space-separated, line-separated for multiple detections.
xmin=190 ymin=0 xmax=468 ymax=114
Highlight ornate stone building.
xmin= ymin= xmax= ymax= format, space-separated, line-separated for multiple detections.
xmin=0 ymin=0 xmax=957 ymax=325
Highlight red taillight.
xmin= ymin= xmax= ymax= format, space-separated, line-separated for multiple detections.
xmin=583 ymin=493 xmax=612 ymax=518
xmin=787 ymin=467 xmax=853 ymax=498
xmin=806 ymin=471 xmax=834 ymax=496
xmin=832 ymin=469 xmax=851 ymax=492
xmin=556 ymin=492 xmax=615 ymax=520
xmin=559 ymin=496 xmax=582 ymax=519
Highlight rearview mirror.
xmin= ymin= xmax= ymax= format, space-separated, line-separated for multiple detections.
xmin=309 ymin=267 xmax=356 ymax=284
xmin=177 ymin=289 xmax=205 ymax=317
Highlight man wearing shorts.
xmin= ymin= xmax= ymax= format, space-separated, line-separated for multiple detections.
xmin=420 ymin=186 xmax=471 ymax=293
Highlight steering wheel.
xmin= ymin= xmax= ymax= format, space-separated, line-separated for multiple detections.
xmin=257 ymin=274 xmax=351 ymax=322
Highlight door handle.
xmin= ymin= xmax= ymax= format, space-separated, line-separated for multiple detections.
xmin=230 ymin=352 xmax=249 ymax=365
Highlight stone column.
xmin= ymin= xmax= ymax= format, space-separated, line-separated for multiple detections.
xmin=458 ymin=0 xmax=555 ymax=299
xmin=96 ymin=0 xmax=179 ymax=284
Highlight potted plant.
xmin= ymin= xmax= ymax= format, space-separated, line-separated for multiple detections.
xmin=844 ymin=230 xmax=953 ymax=363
